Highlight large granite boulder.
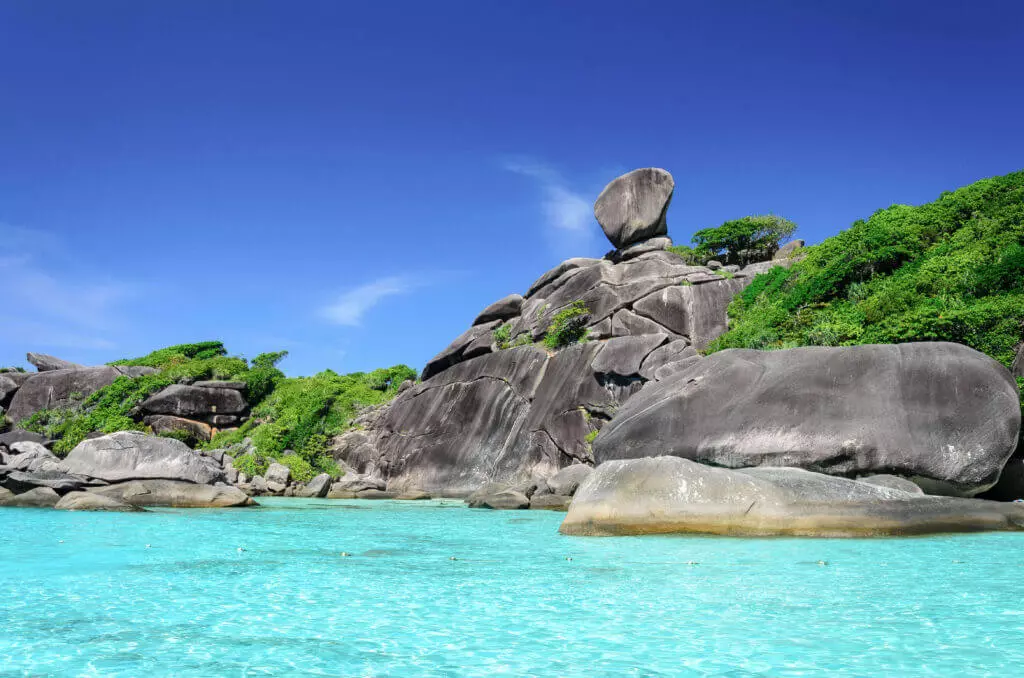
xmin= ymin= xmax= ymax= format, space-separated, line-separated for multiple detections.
xmin=63 ymin=431 xmax=226 ymax=484
xmin=473 ymin=294 xmax=523 ymax=326
xmin=6 ymin=366 xmax=144 ymax=423
xmin=0 ymin=469 xmax=93 ymax=494
xmin=420 ymin=320 xmax=502 ymax=381
xmin=543 ymin=464 xmax=593 ymax=497
xmin=594 ymin=342 xmax=1021 ymax=496
xmin=561 ymin=457 xmax=1024 ymax=537
xmin=297 ymin=473 xmax=331 ymax=498
xmin=3 ymin=442 xmax=65 ymax=473
xmin=54 ymin=491 xmax=143 ymax=512
xmin=89 ymin=479 xmax=255 ymax=507
xmin=594 ymin=168 xmax=674 ymax=249
xmin=26 ymin=353 xmax=84 ymax=372
xmin=144 ymin=415 xmax=212 ymax=443
xmin=140 ymin=384 xmax=247 ymax=418
xmin=0 ymin=486 xmax=60 ymax=508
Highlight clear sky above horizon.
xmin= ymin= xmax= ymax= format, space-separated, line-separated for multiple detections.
xmin=2 ymin=0 xmax=1023 ymax=376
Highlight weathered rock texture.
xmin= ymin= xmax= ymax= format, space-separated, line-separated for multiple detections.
xmin=6 ymin=365 xmax=156 ymax=423
xmin=561 ymin=457 xmax=1024 ymax=537
xmin=594 ymin=342 xmax=1021 ymax=496
xmin=54 ymin=491 xmax=143 ymax=512
xmin=64 ymin=431 xmax=226 ymax=484
xmin=26 ymin=353 xmax=84 ymax=372
xmin=594 ymin=168 xmax=674 ymax=249
xmin=89 ymin=479 xmax=254 ymax=507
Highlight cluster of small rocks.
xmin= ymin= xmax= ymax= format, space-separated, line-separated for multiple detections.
xmin=464 ymin=464 xmax=593 ymax=511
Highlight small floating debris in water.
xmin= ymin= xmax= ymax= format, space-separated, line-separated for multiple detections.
xmin=685 ymin=561 xmax=699 ymax=566
xmin=565 ymin=556 xmax=573 ymax=561
xmin=58 ymin=540 xmax=64 ymax=544
xmin=237 ymin=547 xmax=246 ymax=553
xmin=816 ymin=560 xmax=828 ymax=566
xmin=145 ymin=544 xmax=152 ymax=549
xmin=340 ymin=552 xmax=351 ymax=557
xmin=449 ymin=556 xmax=458 ymax=561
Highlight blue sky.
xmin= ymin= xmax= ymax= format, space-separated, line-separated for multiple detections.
xmin=2 ymin=1 xmax=1022 ymax=375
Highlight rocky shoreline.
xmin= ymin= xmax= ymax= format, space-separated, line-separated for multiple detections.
xmin=2 ymin=167 xmax=1022 ymax=537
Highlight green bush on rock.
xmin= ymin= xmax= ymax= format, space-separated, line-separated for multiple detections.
xmin=543 ymin=301 xmax=591 ymax=350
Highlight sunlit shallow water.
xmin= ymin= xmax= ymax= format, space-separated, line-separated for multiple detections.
xmin=2 ymin=498 xmax=1024 ymax=676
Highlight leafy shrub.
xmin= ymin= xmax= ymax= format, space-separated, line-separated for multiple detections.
xmin=206 ymin=364 xmax=414 ymax=477
xmin=707 ymin=171 xmax=1024 ymax=371
xmin=233 ymin=452 xmax=266 ymax=479
xmin=492 ymin=323 xmax=512 ymax=349
xmin=667 ymin=244 xmax=708 ymax=265
xmin=276 ymin=454 xmax=316 ymax=483
xmin=542 ymin=301 xmax=591 ymax=349
xmin=714 ymin=269 xmax=735 ymax=279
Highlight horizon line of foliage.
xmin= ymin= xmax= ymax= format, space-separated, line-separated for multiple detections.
xmin=704 ymin=170 xmax=1024 ymax=435
xmin=18 ymin=341 xmax=417 ymax=480
xmin=668 ymin=214 xmax=797 ymax=266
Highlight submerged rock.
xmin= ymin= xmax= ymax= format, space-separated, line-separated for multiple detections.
xmin=54 ymin=491 xmax=143 ymax=512
xmin=561 ymin=457 xmax=1024 ymax=537
xmin=594 ymin=342 xmax=1021 ymax=496
xmin=467 ymin=488 xmax=530 ymax=510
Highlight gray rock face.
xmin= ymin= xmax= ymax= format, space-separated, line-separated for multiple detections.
xmin=0 ymin=469 xmax=92 ymax=494
xmin=590 ymin=335 xmax=669 ymax=378
xmin=6 ymin=366 xmax=127 ymax=423
xmin=632 ymin=277 xmax=748 ymax=349
xmin=594 ymin=168 xmax=674 ymax=249
xmin=54 ymin=491 xmax=142 ymax=512
xmin=473 ymin=294 xmax=524 ymax=326
xmin=544 ymin=464 xmax=593 ymax=497
xmin=26 ymin=353 xmax=84 ymax=372
xmin=638 ymin=340 xmax=697 ymax=380
xmin=0 ymin=430 xmax=47 ymax=448
xmin=89 ymin=479 xmax=255 ymax=507
xmin=529 ymin=494 xmax=572 ymax=511
xmin=0 ymin=376 xmax=19 ymax=408
xmin=859 ymin=475 xmax=924 ymax=495
xmin=297 ymin=473 xmax=331 ymax=498
xmin=4 ymin=443 xmax=64 ymax=473
xmin=144 ymin=415 xmax=213 ymax=443
xmin=64 ymin=431 xmax=226 ymax=484
xmin=0 ymin=486 xmax=60 ymax=508
xmin=140 ymin=384 xmax=247 ymax=418
xmin=774 ymin=239 xmax=805 ymax=260
xmin=265 ymin=462 xmax=291 ymax=486
xmin=561 ymin=457 xmax=1024 ymax=537
xmin=420 ymin=320 xmax=502 ymax=381
xmin=595 ymin=343 xmax=1021 ymax=496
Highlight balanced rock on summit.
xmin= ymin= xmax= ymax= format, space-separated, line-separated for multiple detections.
xmin=594 ymin=168 xmax=674 ymax=249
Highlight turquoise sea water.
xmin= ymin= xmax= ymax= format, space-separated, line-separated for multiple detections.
xmin=2 ymin=498 xmax=1024 ymax=677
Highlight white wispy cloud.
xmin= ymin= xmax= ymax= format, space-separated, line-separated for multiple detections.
xmin=502 ymin=157 xmax=592 ymax=233
xmin=319 ymin=276 xmax=414 ymax=326
xmin=0 ymin=224 xmax=133 ymax=353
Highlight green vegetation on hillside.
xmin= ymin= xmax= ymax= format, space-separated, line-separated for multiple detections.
xmin=18 ymin=341 xmax=416 ymax=479
xmin=207 ymin=363 xmax=415 ymax=480
xmin=706 ymin=171 xmax=1024 ymax=371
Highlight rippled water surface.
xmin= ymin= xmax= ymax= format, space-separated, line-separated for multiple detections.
xmin=3 ymin=498 xmax=1024 ymax=676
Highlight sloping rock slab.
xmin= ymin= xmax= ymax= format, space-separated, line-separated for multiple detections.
xmin=55 ymin=491 xmax=143 ymax=512
xmin=64 ymin=431 xmax=226 ymax=484
xmin=0 ymin=486 xmax=60 ymax=508
xmin=1 ymin=469 xmax=94 ymax=494
xmin=561 ymin=457 xmax=1024 ymax=537
xmin=90 ymin=479 xmax=255 ymax=507
xmin=595 ymin=343 xmax=1021 ymax=496
xmin=27 ymin=353 xmax=84 ymax=372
